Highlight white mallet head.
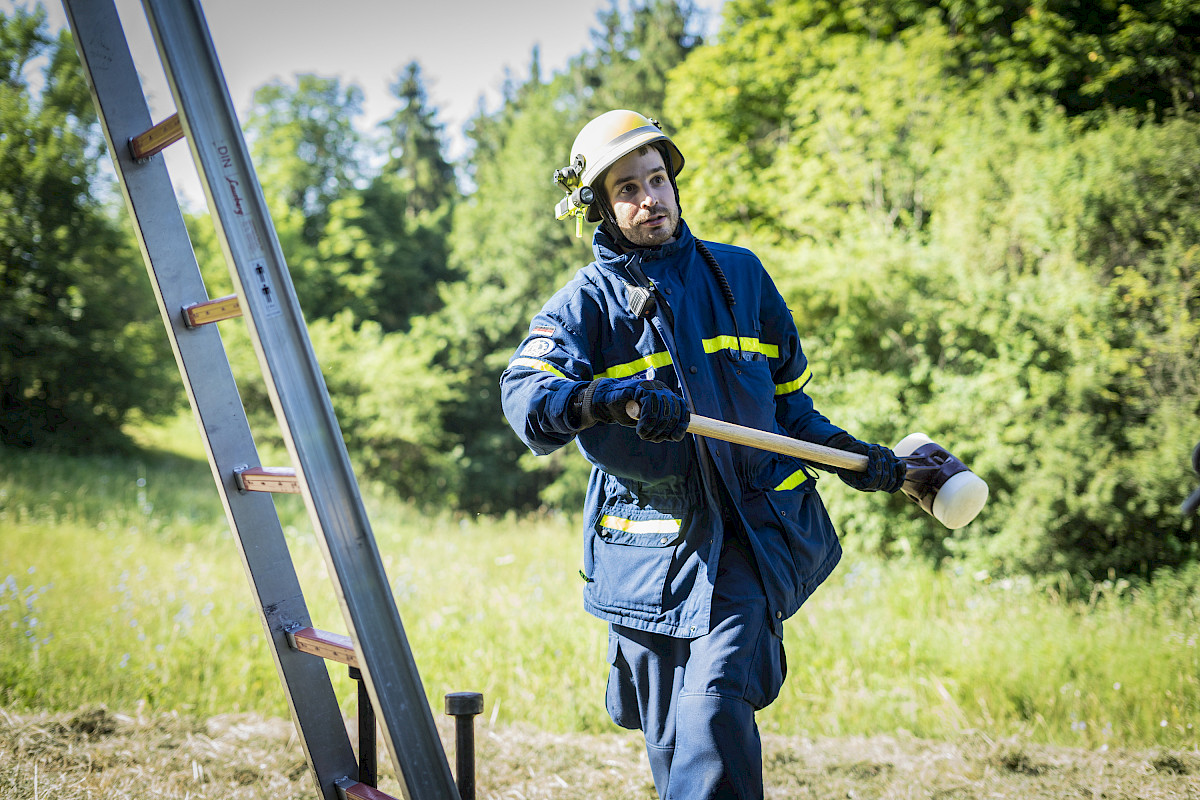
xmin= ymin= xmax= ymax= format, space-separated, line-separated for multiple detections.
xmin=893 ymin=433 xmax=989 ymax=530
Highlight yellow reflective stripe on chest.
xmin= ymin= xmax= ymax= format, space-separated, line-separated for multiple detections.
xmin=596 ymin=351 xmax=674 ymax=380
xmin=600 ymin=514 xmax=682 ymax=535
xmin=774 ymin=365 xmax=812 ymax=396
xmin=511 ymin=357 xmax=566 ymax=379
xmin=702 ymin=335 xmax=780 ymax=359
xmin=773 ymin=468 xmax=809 ymax=491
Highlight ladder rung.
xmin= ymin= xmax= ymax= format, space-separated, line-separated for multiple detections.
xmin=182 ymin=294 xmax=242 ymax=327
xmin=234 ymin=466 xmax=300 ymax=494
xmin=337 ymin=779 xmax=400 ymax=800
xmin=128 ymin=112 xmax=184 ymax=161
xmin=288 ymin=626 xmax=359 ymax=668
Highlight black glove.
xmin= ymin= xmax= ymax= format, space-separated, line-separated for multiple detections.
xmin=578 ymin=378 xmax=690 ymax=443
xmin=824 ymin=431 xmax=906 ymax=493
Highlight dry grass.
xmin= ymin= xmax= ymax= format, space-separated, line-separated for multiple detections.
xmin=2 ymin=705 xmax=1198 ymax=799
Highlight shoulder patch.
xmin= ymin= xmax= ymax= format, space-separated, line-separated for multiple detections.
xmin=531 ymin=324 xmax=555 ymax=336
xmin=521 ymin=338 xmax=555 ymax=357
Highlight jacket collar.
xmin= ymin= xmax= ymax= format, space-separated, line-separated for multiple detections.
xmin=592 ymin=219 xmax=695 ymax=277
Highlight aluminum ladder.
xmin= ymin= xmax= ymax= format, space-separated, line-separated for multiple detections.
xmin=60 ymin=1 xmax=476 ymax=798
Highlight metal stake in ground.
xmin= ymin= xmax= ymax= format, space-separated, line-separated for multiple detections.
xmin=445 ymin=692 xmax=485 ymax=800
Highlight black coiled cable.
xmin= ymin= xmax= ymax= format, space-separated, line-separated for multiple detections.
xmin=695 ymin=238 xmax=744 ymax=358
xmin=695 ymin=239 xmax=735 ymax=309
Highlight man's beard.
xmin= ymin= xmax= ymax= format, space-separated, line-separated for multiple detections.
xmin=621 ymin=206 xmax=680 ymax=247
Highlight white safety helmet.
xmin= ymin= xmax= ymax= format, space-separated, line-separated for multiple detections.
xmin=553 ymin=110 xmax=685 ymax=229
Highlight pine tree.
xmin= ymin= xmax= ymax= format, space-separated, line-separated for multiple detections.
xmin=382 ymin=61 xmax=456 ymax=218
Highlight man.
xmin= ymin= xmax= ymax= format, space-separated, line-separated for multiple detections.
xmin=499 ymin=110 xmax=905 ymax=799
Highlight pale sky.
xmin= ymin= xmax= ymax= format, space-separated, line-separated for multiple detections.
xmin=35 ymin=0 xmax=725 ymax=206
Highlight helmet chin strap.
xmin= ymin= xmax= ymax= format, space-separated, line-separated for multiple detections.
xmin=595 ymin=197 xmax=644 ymax=252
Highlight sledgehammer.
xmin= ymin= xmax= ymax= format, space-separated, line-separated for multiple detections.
xmin=627 ymin=402 xmax=988 ymax=530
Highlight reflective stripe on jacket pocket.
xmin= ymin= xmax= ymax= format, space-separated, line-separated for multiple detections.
xmin=588 ymin=501 xmax=688 ymax=614
xmin=599 ymin=513 xmax=682 ymax=546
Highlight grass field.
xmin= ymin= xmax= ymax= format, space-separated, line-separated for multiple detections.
xmin=4 ymin=705 xmax=1199 ymax=799
xmin=1 ymin=415 xmax=1198 ymax=754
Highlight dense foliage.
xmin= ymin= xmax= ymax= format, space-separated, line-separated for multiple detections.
xmin=7 ymin=1 xmax=1199 ymax=579
xmin=667 ymin=4 xmax=1200 ymax=578
xmin=0 ymin=8 xmax=178 ymax=449
xmin=208 ymin=62 xmax=465 ymax=496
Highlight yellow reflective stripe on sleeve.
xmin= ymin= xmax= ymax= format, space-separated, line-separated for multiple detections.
xmin=773 ymin=468 xmax=809 ymax=492
xmin=774 ymin=365 xmax=813 ymax=396
xmin=599 ymin=514 xmax=682 ymax=535
xmin=596 ymin=351 xmax=674 ymax=380
xmin=510 ymin=357 xmax=566 ymax=379
xmin=702 ymin=335 xmax=780 ymax=359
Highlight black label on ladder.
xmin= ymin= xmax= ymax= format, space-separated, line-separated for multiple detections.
xmin=214 ymin=139 xmax=268 ymax=270
xmin=251 ymin=258 xmax=283 ymax=318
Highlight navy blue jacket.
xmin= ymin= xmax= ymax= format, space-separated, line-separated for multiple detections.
xmin=500 ymin=221 xmax=843 ymax=638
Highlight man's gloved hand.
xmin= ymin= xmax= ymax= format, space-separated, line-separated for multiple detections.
xmin=824 ymin=431 xmax=906 ymax=493
xmin=583 ymin=378 xmax=690 ymax=443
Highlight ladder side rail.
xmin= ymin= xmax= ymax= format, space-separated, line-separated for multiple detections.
xmin=60 ymin=2 xmax=358 ymax=798
xmin=136 ymin=1 xmax=459 ymax=797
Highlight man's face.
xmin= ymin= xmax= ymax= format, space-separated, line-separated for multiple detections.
xmin=602 ymin=146 xmax=680 ymax=247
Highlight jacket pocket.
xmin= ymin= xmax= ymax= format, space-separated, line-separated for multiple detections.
xmin=763 ymin=482 xmax=839 ymax=608
xmin=587 ymin=500 xmax=685 ymax=614
xmin=743 ymin=456 xmax=839 ymax=617
xmin=605 ymin=630 xmax=642 ymax=730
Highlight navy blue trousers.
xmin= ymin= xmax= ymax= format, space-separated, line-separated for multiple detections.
xmin=605 ymin=536 xmax=786 ymax=799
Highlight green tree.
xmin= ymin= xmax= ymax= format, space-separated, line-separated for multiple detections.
xmin=382 ymin=61 xmax=456 ymax=218
xmin=668 ymin=16 xmax=963 ymax=248
xmin=0 ymin=7 xmax=178 ymax=449
xmin=714 ymin=0 xmax=1200 ymax=117
xmin=371 ymin=60 xmax=458 ymax=331
xmin=664 ymin=0 xmax=1200 ymax=579
xmin=431 ymin=66 xmax=580 ymax=512
xmin=244 ymin=74 xmax=366 ymax=321
xmin=571 ymin=0 xmax=703 ymax=122
xmin=306 ymin=311 xmax=464 ymax=499
xmin=220 ymin=64 xmax=462 ymax=496
xmin=1007 ymin=0 xmax=1200 ymax=116
xmin=242 ymin=68 xmax=457 ymax=333
xmin=245 ymin=74 xmax=364 ymax=243
xmin=310 ymin=175 xmax=456 ymax=333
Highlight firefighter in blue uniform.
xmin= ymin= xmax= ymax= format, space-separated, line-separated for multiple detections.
xmin=500 ymin=110 xmax=905 ymax=799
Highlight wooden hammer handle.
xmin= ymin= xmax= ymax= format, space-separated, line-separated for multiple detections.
xmin=626 ymin=400 xmax=869 ymax=472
